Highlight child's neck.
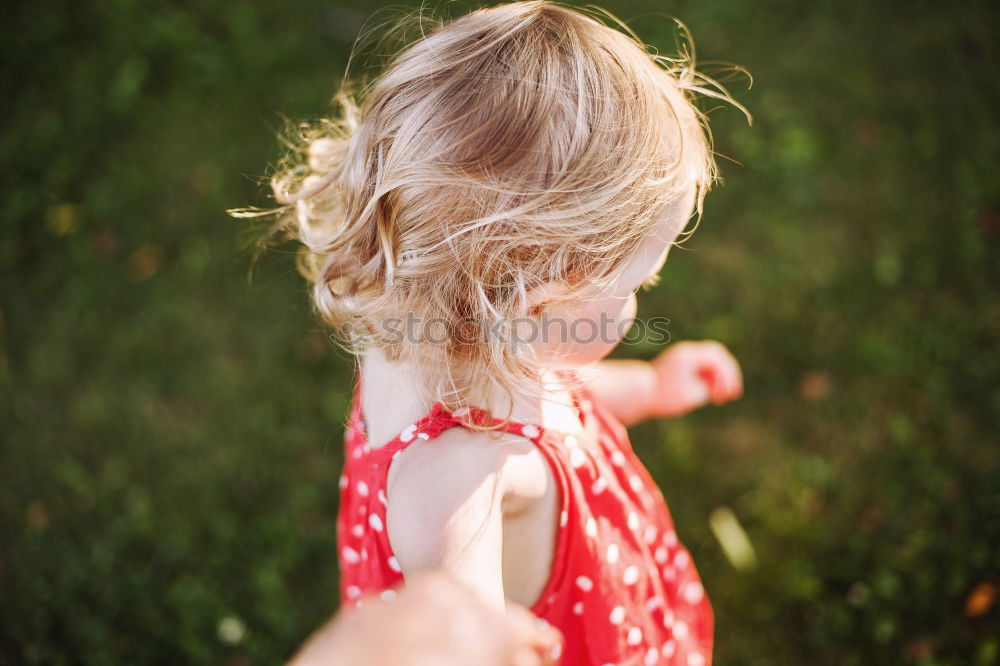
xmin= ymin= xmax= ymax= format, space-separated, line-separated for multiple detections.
xmin=359 ymin=346 xmax=582 ymax=449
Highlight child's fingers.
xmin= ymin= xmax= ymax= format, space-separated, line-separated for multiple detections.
xmin=700 ymin=343 xmax=742 ymax=404
xmin=714 ymin=354 xmax=739 ymax=402
xmin=698 ymin=363 xmax=726 ymax=406
xmin=692 ymin=365 xmax=716 ymax=407
xmin=695 ymin=352 xmax=730 ymax=405
xmin=713 ymin=343 xmax=743 ymax=399
xmin=723 ymin=349 xmax=744 ymax=400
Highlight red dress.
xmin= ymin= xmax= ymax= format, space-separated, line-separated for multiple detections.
xmin=336 ymin=375 xmax=714 ymax=666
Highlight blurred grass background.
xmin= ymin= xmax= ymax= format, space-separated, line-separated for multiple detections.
xmin=1 ymin=0 xmax=998 ymax=664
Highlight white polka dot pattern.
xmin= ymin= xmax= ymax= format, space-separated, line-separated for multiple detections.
xmin=673 ymin=621 xmax=690 ymax=641
xmin=336 ymin=379 xmax=714 ymax=666
xmin=682 ymin=582 xmax=704 ymax=604
xmin=609 ymin=605 xmax=626 ymax=625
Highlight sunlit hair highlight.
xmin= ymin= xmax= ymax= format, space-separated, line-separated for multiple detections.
xmin=232 ymin=0 xmax=749 ymax=416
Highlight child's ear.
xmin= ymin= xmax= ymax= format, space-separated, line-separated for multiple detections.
xmin=525 ymin=279 xmax=573 ymax=317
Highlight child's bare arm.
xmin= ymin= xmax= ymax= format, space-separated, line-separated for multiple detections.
xmin=581 ymin=341 xmax=744 ymax=426
xmin=385 ymin=427 xmax=510 ymax=610
xmin=578 ymin=358 xmax=661 ymax=426
xmin=374 ymin=428 xmax=560 ymax=663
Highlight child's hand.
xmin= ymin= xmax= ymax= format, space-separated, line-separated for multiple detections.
xmin=648 ymin=341 xmax=743 ymax=418
xmin=287 ymin=571 xmax=563 ymax=666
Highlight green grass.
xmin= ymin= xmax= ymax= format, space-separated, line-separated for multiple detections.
xmin=2 ymin=0 xmax=997 ymax=664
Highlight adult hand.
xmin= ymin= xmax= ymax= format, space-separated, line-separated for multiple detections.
xmin=287 ymin=571 xmax=563 ymax=666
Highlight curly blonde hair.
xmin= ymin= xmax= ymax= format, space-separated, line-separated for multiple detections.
xmin=233 ymin=0 xmax=746 ymax=413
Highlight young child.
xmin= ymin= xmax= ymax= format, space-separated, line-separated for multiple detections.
xmin=247 ymin=2 xmax=744 ymax=664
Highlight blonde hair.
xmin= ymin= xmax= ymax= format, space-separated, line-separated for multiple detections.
xmin=233 ymin=0 xmax=747 ymax=414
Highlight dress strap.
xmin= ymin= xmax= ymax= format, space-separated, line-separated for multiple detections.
xmin=352 ymin=369 xmax=595 ymax=461
xmin=355 ymin=389 xmax=548 ymax=463
xmin=385 ymin=403 xmax=544 ymax=454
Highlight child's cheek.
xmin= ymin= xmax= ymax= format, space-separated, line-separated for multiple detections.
xmin=619 ymin=292 xmax=638 ymax=334
xmin=571 ymin=293 xmax=638 ymax=364
xmin=585 ymin=293 xmax=637 ymax=362
xmin=529 ymin=293 xmax=638 ymax=366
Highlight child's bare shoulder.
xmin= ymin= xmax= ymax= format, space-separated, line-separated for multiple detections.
xmin=384 ymin=427 xmax=551 ymax=566
xmin=386 ymin=426 xmax=545 ymax=506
